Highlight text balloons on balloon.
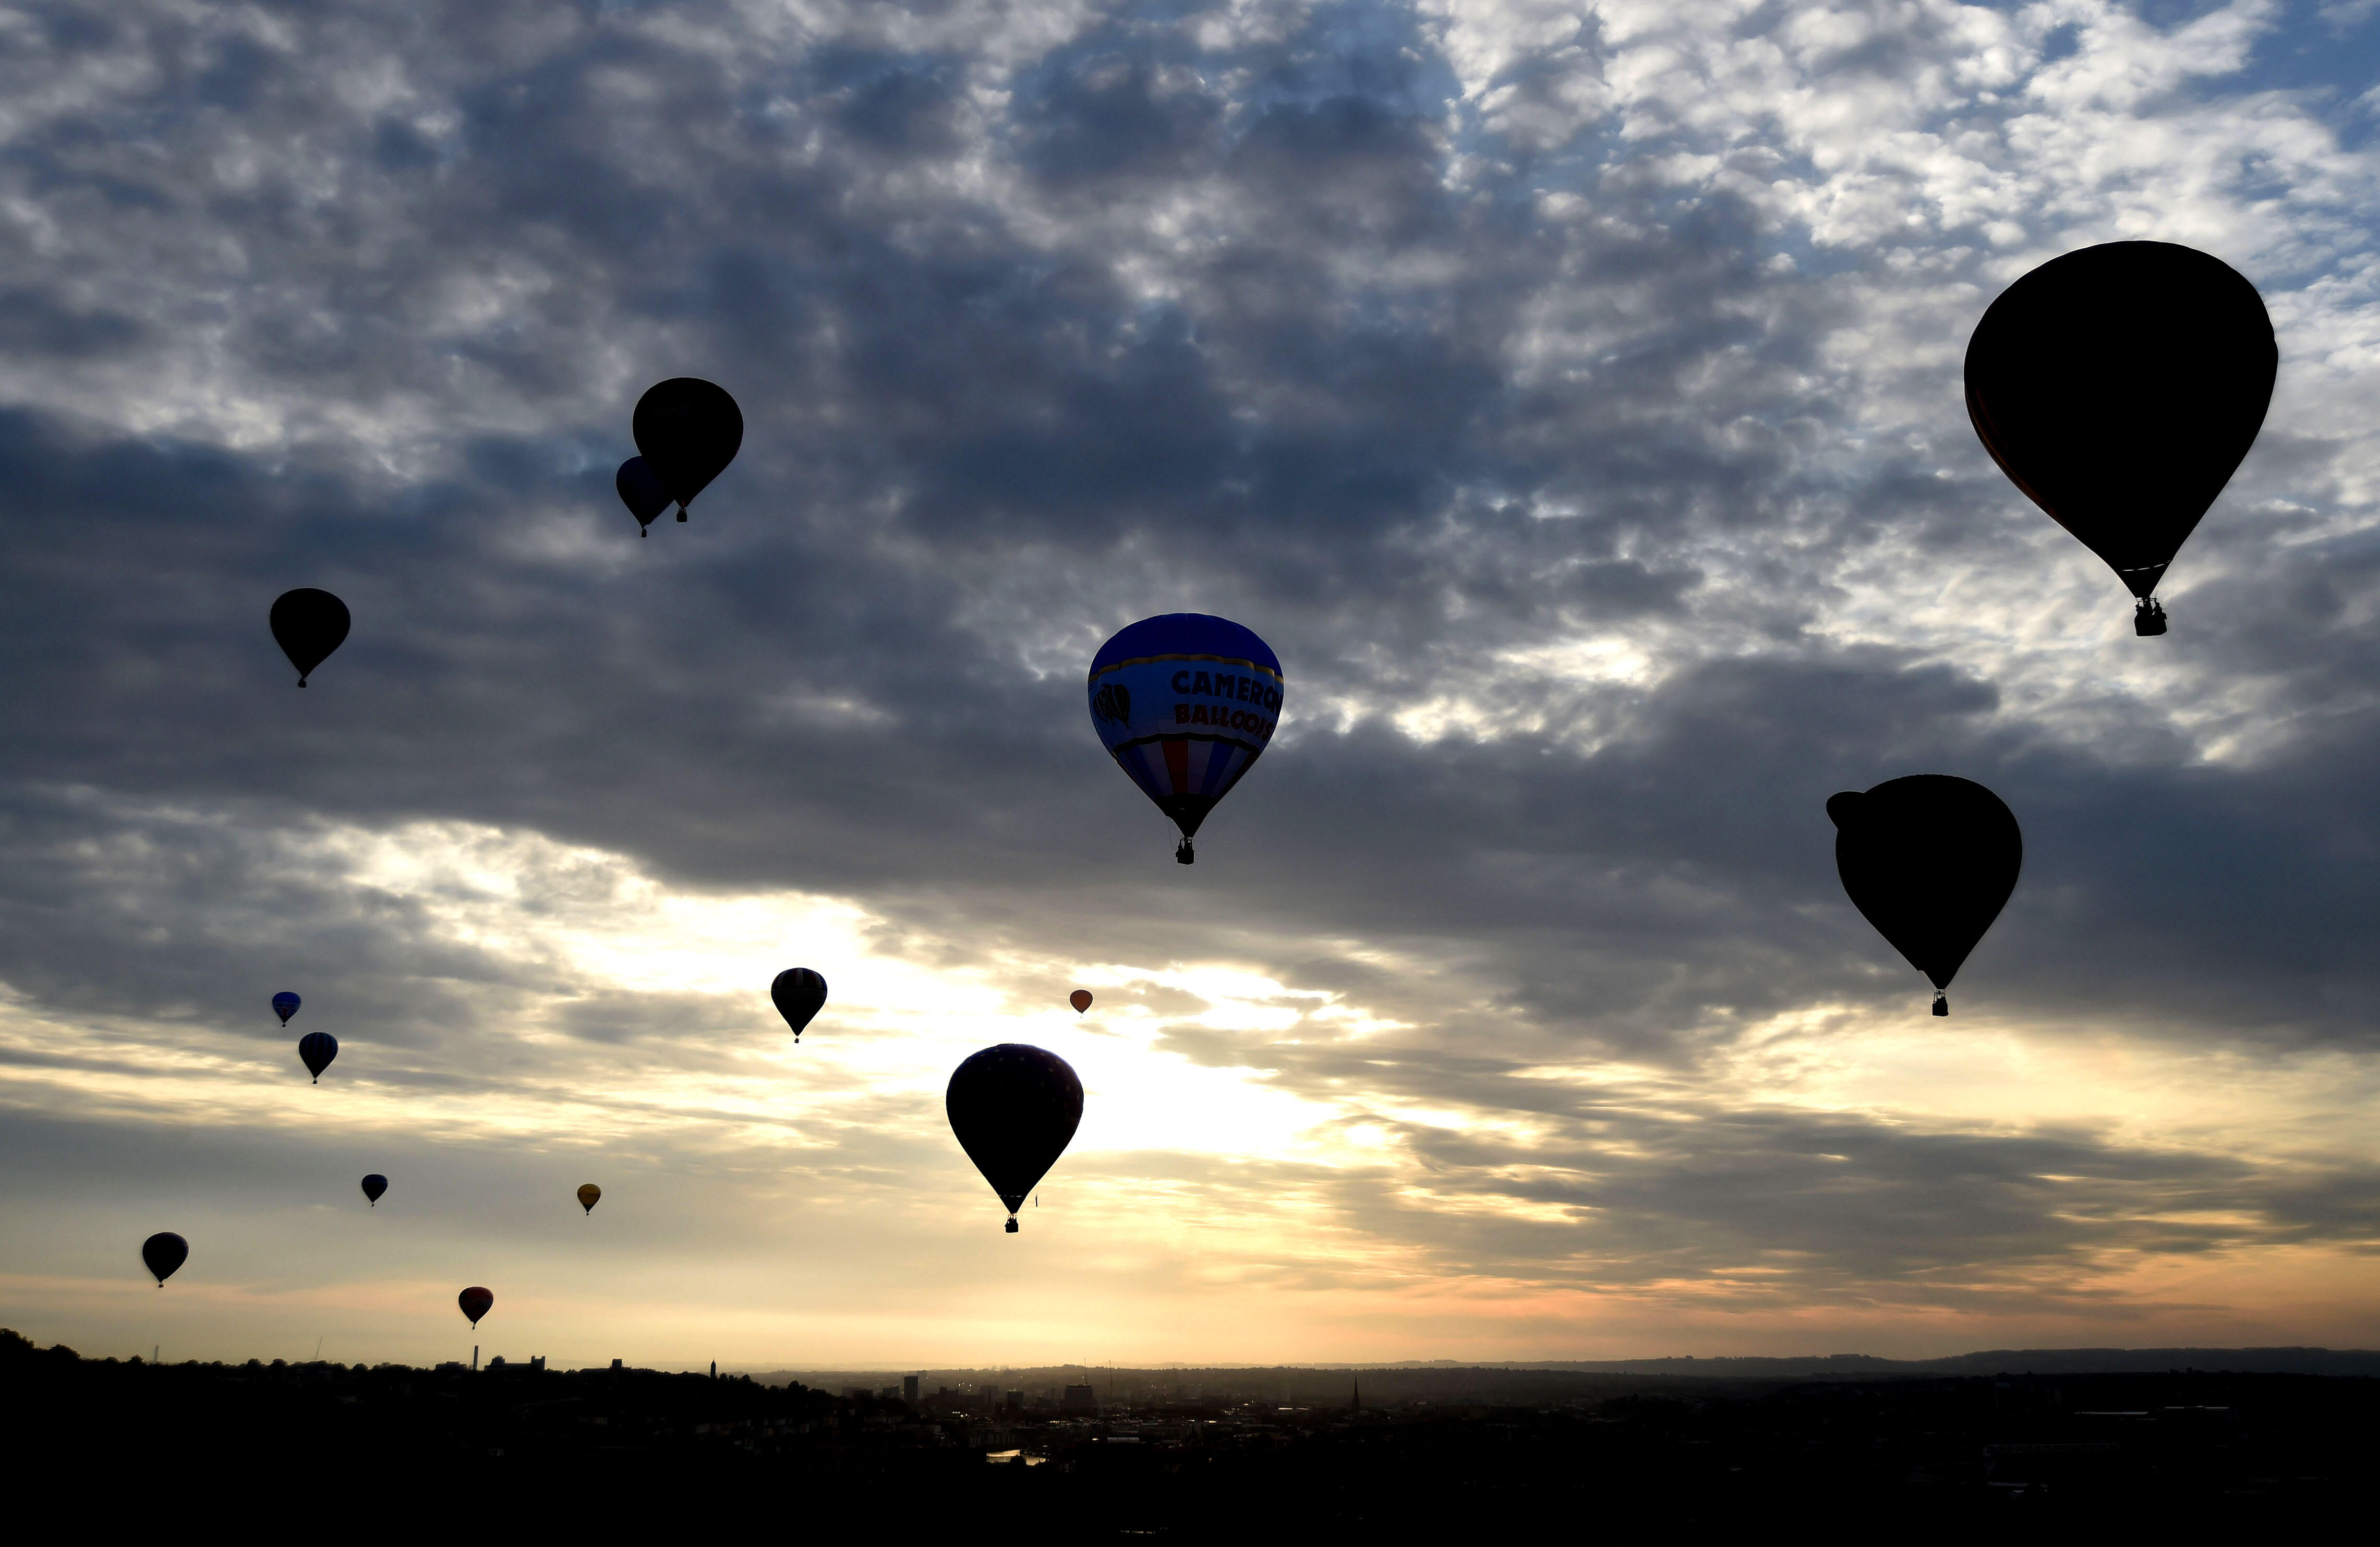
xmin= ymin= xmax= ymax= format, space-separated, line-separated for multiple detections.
xmin=771 ymin=969 xmax=827 ymax=1042
xmin=615 ymin=456 xmax=673 ymax=537
xmin=1087 ymin=613 xmax=1283 ymax=864
xmin=297 ymin=1031 xmax=338 ymax=1083
xmin=270 ymin=588 xmax=351 ymax=686
xmin=458 ymin=1286 xmax=492 ymax=1328
xmin=1827 ymin=776 xmax=2022 ymax=1017
xmin=632 ymin=379 xmax=743 ymax=516
xmin=1965 ymin=241 xmax=2275 ymax=635
xmin=946 ymin=1044 xmax=1082 ymax=1234
xmin=141 ymin=1232 xmax=188 ymax=1287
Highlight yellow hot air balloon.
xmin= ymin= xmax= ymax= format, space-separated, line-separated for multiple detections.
xmin=577 ymin=1183 xmax=601 ymax=1215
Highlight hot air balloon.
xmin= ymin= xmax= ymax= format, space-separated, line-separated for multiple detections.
xmin=141 ymin=1232 xmax=188 ymax=1287
xmin=577 ymin=1183 xmax=601 ymax=1215
xmin=1087 ymin=613 xmax=1283 ymax=863
xmin=1827 ymin=775 xmax=2022 ymax=1016
xmin=297 ymin=1031 xmax=338 ymax=1083
xmin=946 ymin=1045 xmax=1082 ymax=1234
xmin=1965 ymin=241 xmax=2276 ymax=635
xmin=269 ymin=588 xmax=351 ymax=685
xmin=1069 ymin=990 xmax=1093 ymax=1014
xmin=632 ymin=378 xmax=743 ymax=518
xmin=615 ymin=456 xmax=673 ymax=537
xmin=360 ymin=1174 xmax=387 ymax=1206
xmin=458 ymin=1286 xmax=493 ymax=1328
xmin=771 ymin=969 xmax=827 ymax=1042
xmin=271 ymin=991 xmax=301 ymax=1026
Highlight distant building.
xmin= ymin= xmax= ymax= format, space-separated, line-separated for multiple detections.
xmin=1063 ymin=1384 xmax=1096 ymax=1413
xmin=1006 ymin=1389 xmax=1024 ymax=1412
xmin=903 ymin=1374 xmax=921 ymax=1404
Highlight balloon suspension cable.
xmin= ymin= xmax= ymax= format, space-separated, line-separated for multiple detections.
xmin=1931 ymin=990 xmax=1949 ymax=1017
xmin=1175 ymin=837 xmax=1195 ymax=865
xmin=2133 ymin=596 xmax=2168 ymax=636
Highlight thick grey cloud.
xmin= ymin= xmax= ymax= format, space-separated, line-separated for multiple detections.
xmin=1 ymin=0 xmax=2376 ymax=1356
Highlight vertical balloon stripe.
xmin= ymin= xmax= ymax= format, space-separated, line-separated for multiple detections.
xmin=1162 ymin=740 xmax=1191 ymax=794
xmin=1130 ymin=744 xmax=1169 ymax=801
xmin=1183 ymin=738 xmax=1214 ymax=792
xmin=1201 ymin=743 xmax=1242 ymax=796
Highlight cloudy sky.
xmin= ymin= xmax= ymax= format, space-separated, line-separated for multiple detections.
xmin=2 ymin=0 xmax=2376 ymax=1371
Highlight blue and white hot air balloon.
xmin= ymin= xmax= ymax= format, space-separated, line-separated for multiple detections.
xmin=1086 ymin=613 xmax=1283 ymax=863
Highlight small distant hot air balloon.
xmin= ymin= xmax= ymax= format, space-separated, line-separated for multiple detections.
xmin=577 ymin=1183 xmax=601 ymax=1215
xmin=458 ymin=1286 xmax=493 ymax=1328
xmin=297 ymin=1031 xmax=338 ymax=1083
xmin=269 ymin=588 xmax=351 ymax=686
xmin=1069 ymin=990 xmax=1093 ymax=1014
xmin=1965 ymin=241 xmax=2276 ymax=635
xmin=615 ymin=456 xmax=672 ymax=537
xmin=632 ymin=379 xmax=743 ymax=519
xmin=141 ymin=1232 xmax=188 ymax=1287
xmin=946 ymin=1045 xmax=1083 ymax=1234
xmin=360 ymin=1174 xmax=387 ymax=1207
xmin=1827 ymin=776 xmax=2023 ymax=1016
xmin=271 ymin=992 xmax=301 ymax=1026
xmin=771 ymin=969 xmax=827 ymax=1042
xmin=1087 ymin=614 xmax=1283 ymax=863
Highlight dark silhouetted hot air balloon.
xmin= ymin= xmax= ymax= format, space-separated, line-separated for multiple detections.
xmin=946 ymin=1044 xmax=1082 ymax=1233
xmin=632 ymin=378 xmax=743 ymax=518
xmin=771 ymin=969 xmax=826 ymax=1042
xmin=615 ymin=455 xmax=673 ymax=537
xmin=297 ymin=1031 xmax=338 ymax=1083
xmin=1966 ymin=241 xmax=2276 ymax=635
xmin=1088 ymin=614 xmax=1283 ymax=863
xmin=271 ymin=991 xmax=301 ymax=1026
xmin=141 ymin=1232 xmax=188 ymax=1286
xmin=1827 ymin=776 xmax=2022 ymax=1016
xmin=458 ymin=1286 xmax=492 ymax=1328
xmin=1069 ymin=990 xmax=1093 ymax=1014
xmin=577 ymin=1183 xmax=601 ymax=1215
xmin=270 ymin=588 xmax=351 ymax=685
xmin=361 ymin=1174 xmax=387 ymax=1206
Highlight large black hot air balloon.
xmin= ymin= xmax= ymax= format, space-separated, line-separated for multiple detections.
xmin=1087 ymin=613 xmax=1284 ymax=863
xmin=141 ymin=1232 xmax=188 ymax=1286
xmin=297 ymin=1031 xmax=338 ymax=1083
xmin=1966 ymin=241 xmax=2276 ymax=635
xmin=458 ymin=1286 xmax=493 ymax=1328
xmin=946 ymin=1044 xmax=1082 ymax=1233
xmin=770 ymin=969 xmax=827 ymax=1042
xmin=1827 ymin=775 xmax=2022 ymax=1016
xmin=360 ymin=1174 xmax=387 ymax=1207
xmin=615 ymin=456 xmax=673 ymax=537
xmin=270 ymin=588 xmax=351 ymax=685
xmin=632 ymin=378 xmax=743 ymax=518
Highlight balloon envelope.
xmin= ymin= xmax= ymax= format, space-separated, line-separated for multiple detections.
xmin=577 ymin=1183 xmax=601 ymax=1214
xmin=271 ymin=991 xmax=300 ymax=1026
xmin=631 ymin=378 xmax=743 ymax=511
xmin=458 ymin=1286 xmax=493 ymax=1327
xmin=1966 ymin=242 xmax=2275 ymax=622
xmin=615 ymin=455 xmax=673 ymax=535
xmin=771 ymin=968 xmax=827 ymax=1040
xmin=1088 ymin=614 xmax=1283 ymax=861
xmin=1828 ymin=775 xmax=2022 ymax=1013
xmin=269 ymin=588 xmax=351 ymax=685
xmin=360 ymin=1174 xmax=387 ymax=1206
xmin=1069 ymin=990 xmax=1093 ymax=1014
xmin=297 ymin=1031 xmax=338 ymax=1083
xmin=141 ymin=1232 xmax=188 ymax=1286
xmin=946 ymin=1044 xmax=1083 ymax=1227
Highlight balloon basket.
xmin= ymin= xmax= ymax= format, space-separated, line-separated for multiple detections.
xmin=2134 ymin=598 xmax=2167 ymax=636
xmin=1175 ymin=839 xmax=1195 ymax=865
xmin=1005 ymin=1218 xmax=1019 ymax=1234
xmin=1931 ymin=992 xmax=1949 ymax=1017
